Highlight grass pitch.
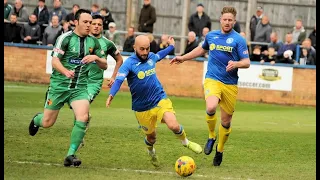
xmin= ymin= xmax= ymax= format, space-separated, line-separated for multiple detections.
xmin=4 ymin=81 xmax=316 ymax=180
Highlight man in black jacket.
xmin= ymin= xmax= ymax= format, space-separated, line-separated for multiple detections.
xmin=123 ymin=27 xmax=135 ymax=52
xmin=188 ymin=3 xmax=211 ymax=39
xmin=138 ymin=0 xmax=156 ymax=33
xmin=33 ymin=0 xmax=49 ymax=40
xmin=4 ymin=14 xmax=22 ymax=43
xmin=100 ymin=7 xmax=115 ymax=31
xmin=20 ymin=14 xmax=41 ymax=44
xmin=65 ymin=4 xmax=79 ymax=29
xmin=183 ymin=31 xmax=198 ymax=55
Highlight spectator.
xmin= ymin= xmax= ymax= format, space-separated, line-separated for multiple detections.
xmin=157 ymin=34 xmax=175 ymax=55
xmin=42 ymin=15 xmax=61 ymax=46
xmin=65 ymin=4 xmax=79 ymax=29
xmin=250 ymin=45 xmax=263 ymax=62
xmin=253 ymin=15 xmax=272 ymax=52
xmin=57 ymin=20 xmax=72 ymax=35
xmin=91 ymin=3 xmax=100 ymax=16
xmin=308 ymin=24 xmax=316 ymax=50
xmin=33 ymin=0 xmax=49 ymax=40
xmin=4 ymin=0 xmax=13 ymax=21
xmin=9 ymin=0 xmax=29 ymax=22
xmin=123 ymin=26 xmax=135 ymax=52
xmin=240 ymin=31 xmax=250 ymax=53
xmin=299 ymin=38 xmax=316 ymax=65
xmin=138 ymin=0 xmax=156 ymax=33
xmin=292 ymin=19 xmax=306 ymax=45
xmin=20 ymin=14 xmax=41 ymax=44
xmin=100 ymin=7 xmax=114 ymax=31
xmin=250 ymin=6 xmax=264 ymax=41
xmin=198 ymin=27 xmax=210 ymax=58
xmin=188 ymin=3 xmax=211 ymax=38
xmin=233 ymin=21 xmax=241 ymax=33
xmin=49 ymin=0 xmax=67 ymax=23
xmin=261 ymin=47 xmax=276 ymax=65
xmin=183 ymin=31 xmax=198 ymax=55
xmin=198 ymin=27 xmax=210 ymax=46
xmin=146 ymin=33 xmax=158 ymax=53
xmin=276 ymin=32 xmax=296 ymax=64
xmin=4 ymin=13 xmax=22 ymax=43
xmin=268 ymin=32 xmax=283 ymax=54
xmin=105 ymin=22 xmax=121 ymax=46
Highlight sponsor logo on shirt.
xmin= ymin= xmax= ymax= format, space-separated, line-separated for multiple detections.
xmin=68 ymin=58 xmax=83 ymax=65
xmin=209 ymin=43 xmax=233 ymax=52
xmin=137 ymin=68 xmax=156 ymax=79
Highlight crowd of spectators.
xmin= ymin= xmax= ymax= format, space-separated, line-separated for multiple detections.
xmin=3 ymin=0 xmax=316 ymax=65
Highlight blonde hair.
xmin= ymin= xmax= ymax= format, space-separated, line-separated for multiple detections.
xmin=146 ymin=33 xmax=154 ymax=42
xmin=221 ymin=6 xmax=237 ymax=17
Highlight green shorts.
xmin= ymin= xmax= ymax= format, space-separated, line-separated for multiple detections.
xmin=87 ymin=84 xmax=102 ymax=103
xmin=44 ymin=88 xmax=90 ymax=110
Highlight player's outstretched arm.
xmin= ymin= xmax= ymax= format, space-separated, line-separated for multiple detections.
xmin=155 ymin=36 xmax=175 ymax=61
xmin=52 ymin=57 xmax=75 ymax=78
xmin=106 ymin=79 xmax=124 ymax=107
xmin=170 ymin=46 xmax=206 ymax=65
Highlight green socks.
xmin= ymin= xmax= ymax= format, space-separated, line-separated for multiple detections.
xmin=33 ymin=113 xmax=44 ymax=127
xmin=67 ymin=121 xmax=87 ymax=156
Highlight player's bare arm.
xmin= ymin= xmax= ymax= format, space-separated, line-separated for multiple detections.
xmin=51 ymin=57 xmax=75 ymax=79
xmin=108 ymin=53 xmax=123 ymax=87
xmin=170 ymin=46 xmax=206 ymax=65
xmin=226 ymin=58 xmax=250 ymax=72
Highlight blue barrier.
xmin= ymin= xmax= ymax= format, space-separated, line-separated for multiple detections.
xmin=4 ymin=42 xmax=315 ymax=69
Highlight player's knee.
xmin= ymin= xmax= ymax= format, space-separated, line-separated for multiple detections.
xmin=206 ymin=106 xmax=217 ymax=115
xmin=167 ymin=122 xmax=180 ymax=132
xmin=42 ymin=116 xmax=56 ymax=128
xmin=221 ymin=115 xmax=232 ymax=128
xmin=75 ymin=113 xmax=89 ymax=122
xmin=147 ymin=135 xmax=156 ymax=144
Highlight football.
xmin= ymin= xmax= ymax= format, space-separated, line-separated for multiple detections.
xmin=174 ymin=156 xmax=196 ymax=177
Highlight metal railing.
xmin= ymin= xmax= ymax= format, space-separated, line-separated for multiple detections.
xmin=4 ymin=21 xmax=315 ymax=66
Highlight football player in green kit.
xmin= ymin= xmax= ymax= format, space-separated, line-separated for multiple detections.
xmin=28 ymin=9 xmax=108 ymax=167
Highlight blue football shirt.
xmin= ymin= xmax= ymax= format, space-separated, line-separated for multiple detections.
xmin=202 ymin=29 xmax=249 ymax=85
xmin=115 ymin=53 xmax=167 ymax=112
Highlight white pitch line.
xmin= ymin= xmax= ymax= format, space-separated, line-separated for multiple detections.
xmin=263 ymin=122 xmax=278 ymax=125
xmin=6 ymin=160 xmax=255 ymax=180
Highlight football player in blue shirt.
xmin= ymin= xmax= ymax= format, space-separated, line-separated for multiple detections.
xmin=170 ymin=6 xmax=250 ymax=166
xmin=106 ymin=35 xmax=202 ymax=167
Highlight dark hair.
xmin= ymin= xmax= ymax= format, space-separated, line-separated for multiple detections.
xmin=73 ymin=4 xmax=80 ymax=8
xmin=92 ymin=14 xmax=104 ymax=21
xmin=100 ymin=7 xmax=109 ymax=13
xmin=10 ymin=13 xmax=17 ymax=17
xmin=75 ymin=9 xmax=91 ymax=21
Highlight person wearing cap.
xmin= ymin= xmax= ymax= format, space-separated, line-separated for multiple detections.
xmin=104 ymin=22 xmax=121 ymax=46
xmin=188 ymin=3 xmax=211 ymax=39
xmin=33 ymin=0 xmax=49 ymax=39
xmin=249 ymin=6 xmax=264 ymax=41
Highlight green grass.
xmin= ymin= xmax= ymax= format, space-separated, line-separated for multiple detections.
xmin=4 ymin=81 xmax=316 ymax=180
